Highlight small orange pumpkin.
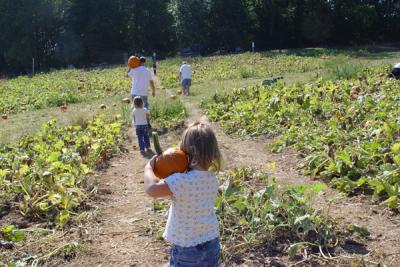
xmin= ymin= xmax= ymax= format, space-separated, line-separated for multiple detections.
xmin=153 ymin=148 xmax=189 ymax=179
xmin=128 ymin=56 xmax=140 ymax=69
xmin=60 ymin=105 xmax=68 ymax=112
xmin=1 ymin=114 xmax=8 ymax=120
xmin=169 ymin=95 xmax=177 ymax=100
xmin=177 ymin=89 xmax=182 ymax=95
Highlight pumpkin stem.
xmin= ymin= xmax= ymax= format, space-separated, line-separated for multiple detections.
xmin=152 ymin=132 xmax=163 ymax=155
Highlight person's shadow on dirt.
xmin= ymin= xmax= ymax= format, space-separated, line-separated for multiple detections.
xmin=141 ymin=149 xmax=156 ymax=159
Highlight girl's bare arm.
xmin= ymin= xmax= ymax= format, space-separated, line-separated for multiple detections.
xmin=144 ymin=156 xmax=173 ymax=198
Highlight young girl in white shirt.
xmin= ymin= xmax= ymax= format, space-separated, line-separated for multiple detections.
xmin=144 ymin=122 xmax=222 ymax=266
xmin=132 ymin=96 xmax=150 ymax=153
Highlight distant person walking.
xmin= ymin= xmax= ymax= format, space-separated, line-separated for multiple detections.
xmin=179 ymin=61 xmax=191 ymax=96
xmin=390 ymin=62 xmax=400 ymax=79
xmin=127 ymin=57 xmax=156 ymax=109
xmin=152 ymin=52 xmax=157 ymax=75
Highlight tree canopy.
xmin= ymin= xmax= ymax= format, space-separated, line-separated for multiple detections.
xmin=1 ymin=0 xmax=399 ymax=73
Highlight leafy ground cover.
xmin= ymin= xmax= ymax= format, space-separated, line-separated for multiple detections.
xmin=0 ymin=116 xmax=123 ymax=264
xmin=202 ymin=66 xmax=400 ymax=209
xmin=0 ymin=116 xmax=123 ymax=224
xmin=217 ymin=168 xmax=338 ymax=263
xmin=0 ymin=90 xmax=187 ymax=265
xmin=148 ymin=167 xmax=373 ymax=265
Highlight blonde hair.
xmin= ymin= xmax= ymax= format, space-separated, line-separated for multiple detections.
xmin=180 ymin=122 xmax=222 ymax=171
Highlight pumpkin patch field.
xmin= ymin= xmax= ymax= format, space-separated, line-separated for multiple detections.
xmin=0 ymin=68 xmax=130 ymax=115
xmin=157 ymin=52 xmax=325 ymax=88
xmin=1 ymin=48 xmax=400 ymax=266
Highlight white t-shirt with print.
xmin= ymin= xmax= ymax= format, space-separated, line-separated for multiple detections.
xmin=132 ymin=107 xmax=148 ymax=126
xmin=127 ymin=66 xmax=153 ymax=96
xmin=179 ymin=64 xmax=191 ymax=80
xmin=163 ymin=170 xmax=219 ymax=247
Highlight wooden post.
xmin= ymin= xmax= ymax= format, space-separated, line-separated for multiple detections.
xmin=32 ymin=58 xmax=35 ymax=75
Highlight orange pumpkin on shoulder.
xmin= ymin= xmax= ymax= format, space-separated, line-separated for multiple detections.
xmin=154 ymin=148 xmax=189 ymax=178
xmin=128 ymin=56 xmax=140 ymax=69
xmin=152 ymin=132 xmax=189 ymax=178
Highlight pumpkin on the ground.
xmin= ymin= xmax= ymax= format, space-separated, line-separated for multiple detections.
xmin=169 ymin=95 xmax=177 ymax=100
xmin=1 ymin=114 xmax=8 ymax=120
xmin=152 ymin=132 xmax=189 ymax=179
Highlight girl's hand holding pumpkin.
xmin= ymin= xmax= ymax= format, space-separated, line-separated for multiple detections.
xmin=149 ymin=155 xmax=157 ymax=170
xmin=144 ymin=155 xmax=173 ymax=198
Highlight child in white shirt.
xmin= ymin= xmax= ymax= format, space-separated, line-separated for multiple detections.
xmin=132 ymin=96 xmax=150 ymax=153
xmin=144 ymin=122 xmax=222 ymax=266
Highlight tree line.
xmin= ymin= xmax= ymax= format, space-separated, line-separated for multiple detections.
xmin=1 ymin=0 xmax=399 ymax=73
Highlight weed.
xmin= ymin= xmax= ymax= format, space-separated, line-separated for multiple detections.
xmin=203 ymin=66 xmax=400 ymax=208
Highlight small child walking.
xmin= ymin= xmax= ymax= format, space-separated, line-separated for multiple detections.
xmin=144 ymin=122 xmax=222 ymax=266
xmin=132 ymin=96 xmax=150 ymax=153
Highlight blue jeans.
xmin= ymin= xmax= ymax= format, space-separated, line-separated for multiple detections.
xmin=181 ymin=79 xmax=191 ymax=87
xmin=135 ymin=125 xmax=150 ymax=151
xmin=132 ymin=95 xmax=148 ymax=109
xmin=170 ymin=238 xmax=220 ymax=267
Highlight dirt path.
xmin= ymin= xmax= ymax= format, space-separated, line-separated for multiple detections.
xmin=60 ymin=129 xmax=170 ymax=267
xmin=61 ymin=82 xmax=400 ymax=266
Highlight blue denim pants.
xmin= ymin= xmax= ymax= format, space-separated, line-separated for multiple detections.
xmin=170 ymin=238 xmax=220 ymax=267
xmin=135 ymin=125 xmax=150 ymax=151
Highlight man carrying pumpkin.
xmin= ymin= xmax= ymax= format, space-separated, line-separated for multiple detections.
xmin=127 ymin=56 xmax=156 ymax=109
